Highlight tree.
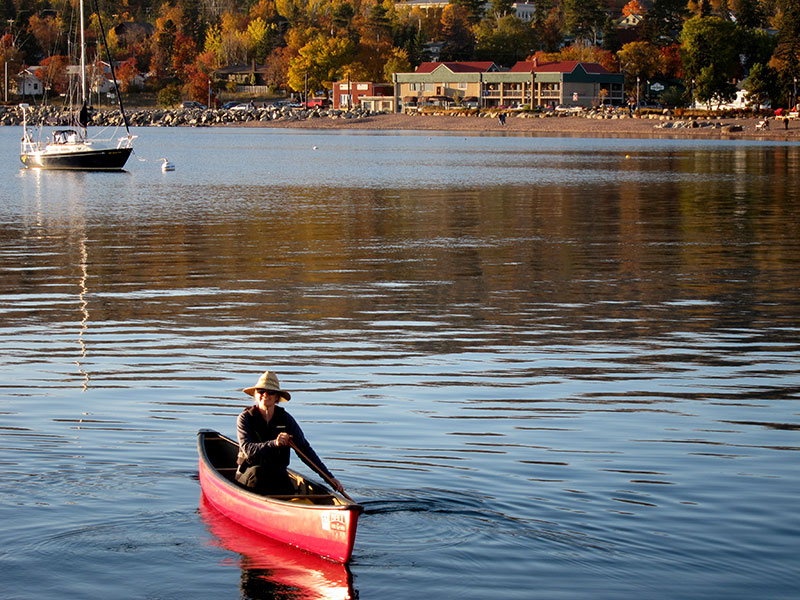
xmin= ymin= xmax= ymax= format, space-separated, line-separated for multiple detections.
xmin=643 ymin=0 xmax=689 ymax=44
xmin=450 ymin=0 xmax=486 ymax=23
xmin=153 ymin=18 xmax=178 ymax=77
xmin=37 ymin=55 xmax=70 ymax=97
xmin=172 ymin=33 xmax=198 ymax=81
xmin=263 ymin=46 xmax=292 ymax=91
xmin=556 ymin=43 xmax=619 ymax=72
xmin=27 ymin=13 xmax=65 ymax=57
xmin=383 ymin=47 xmax=411 ymax=82
xmin=246 ymin=17 xmax=274 ymax=64
xmin=538 ymin=6 xmax=565 ymax=53
xmin=157 ymin=83 xmax=182 ymax=107
xmin=622 ymin=0 xmax=646 ymax=17
xmin=475 ymin=14 xmax=536 ymax=67
xmin=287 ymin=35 xmax=355 ymax=94
xmin=440 ymin=5 xmax=474 ymax=61
xmin=744 ymin=62 xmax=779 ymax=107
xmin=659 ymin=43 xmax=684 ymax=79
xmin=489 ymin=0 xmax=515 ymax=18
xmin=116 ymin=57 xmax=140 ymax=92
xmin=564 ymin=0 xmax=603 ymax=44
xmin=732 ymin=0 xmax=765 ymax=28
xmin=773 ymin=0 xmax=800 ymax=101
xmin=618 ymin=41 xmax=663 ymax=80
xmin=365 ymin=0 xmax=392 ymax=43
xmin=680 ymin=16 xmax=741 ymax=106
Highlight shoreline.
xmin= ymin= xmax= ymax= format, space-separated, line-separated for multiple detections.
xmin=236 ymin=112 xmax=800 ymax=142
xmin=5 ymin=103 xmax=799 ymax=141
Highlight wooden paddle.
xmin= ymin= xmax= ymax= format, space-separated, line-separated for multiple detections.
xmin=287 ymin=438 xmax=356 ymax=503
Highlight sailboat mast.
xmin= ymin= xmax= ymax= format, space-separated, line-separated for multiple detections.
xmin=79 ymin=0 xmax=87 ymax=106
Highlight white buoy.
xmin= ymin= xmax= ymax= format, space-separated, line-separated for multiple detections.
xmin=161 ymin=158 xmax=175 ymax=172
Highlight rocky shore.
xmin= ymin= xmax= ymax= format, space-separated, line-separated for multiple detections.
xmin=2 ymin=103 xmax=798 ymax=141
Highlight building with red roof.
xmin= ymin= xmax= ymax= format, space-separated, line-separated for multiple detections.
xmin=392 ymin=59 xmax=624 ymax=111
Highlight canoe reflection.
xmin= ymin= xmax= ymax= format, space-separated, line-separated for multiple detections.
xmin=199 ymin=494 xmax=357 ymax=600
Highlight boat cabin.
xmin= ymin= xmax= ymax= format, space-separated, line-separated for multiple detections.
xmin=53 ymin=130 xmax=81 ymax=144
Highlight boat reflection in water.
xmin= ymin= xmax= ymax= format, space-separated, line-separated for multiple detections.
xmin=199 ymin=495 xmax=357 ymax=600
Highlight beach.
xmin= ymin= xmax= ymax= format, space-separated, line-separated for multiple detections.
xmin=245 ymin=111 xmax=800 ymax=141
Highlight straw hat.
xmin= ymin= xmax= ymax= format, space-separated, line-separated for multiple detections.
xmin=243 ymin=370 xmax=291 ymax=401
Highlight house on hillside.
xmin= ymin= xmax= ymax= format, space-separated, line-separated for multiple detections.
xmin=397 ymin=0 xmax=536 ymax=22
xmin=14 ymin=68 xmax=44 ymax=98
xmin=393 ymin=59 xmax=625 ymax=110
xmin=214 ymin=63 xmax=273 ymax=94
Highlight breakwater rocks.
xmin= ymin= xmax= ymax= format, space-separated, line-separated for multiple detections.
xmin=0 ymin=104 xmax=374 ymax=127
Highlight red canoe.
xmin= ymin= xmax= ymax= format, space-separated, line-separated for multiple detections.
xmin=199 ymin=495 xmax=356 ymax=599
xmin=197 ymin=429 xmax=362 ymax=563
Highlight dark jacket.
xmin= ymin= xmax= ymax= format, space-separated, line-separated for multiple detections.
xmin=236 ymin=404 xmax=335 ymax=480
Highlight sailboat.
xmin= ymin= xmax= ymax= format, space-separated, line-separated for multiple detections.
xmin=19 ymin=0 xmax=135 ymax=170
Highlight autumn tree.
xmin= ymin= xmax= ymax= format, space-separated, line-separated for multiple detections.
xmin=440 ymin=5 xmax=474 ymax=61
xmin=773 ymin=0 xmax=800 ymax=91
xmin=622 ymin=0 xmax=646 ymax=17
xmin=287 ymin=35 xmax=355 ymax=95
xmin=537 ymin=6 xmax=565 ymax=53
xmin=37 ymin=55 xmax=70 ymax=97
xmin=263 ymin=46 xmax=292 ymax=91
xmin=383 ymin=47 xmax=411 ymax=81
xmin=116 ymin=57 xmax=140 ymax=92
xmin=152 ymin=18 xmax=178 ymax=77
xmin=28 ymin=13 xmax=65 ymax=57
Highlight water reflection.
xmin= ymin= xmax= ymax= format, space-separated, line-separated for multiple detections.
xmin=199 ymin=495 xmax=356 ymax=600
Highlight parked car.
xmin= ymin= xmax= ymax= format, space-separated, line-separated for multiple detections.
xmin=231 ymin=102 xmax=255 ymax=111
xmin=221 ymin=101 xmax=239 ymax=109
xmin=305 ymin=98 xmax=329 ymax=108
xmin=180 ymin=101 xmax=206 ymax=110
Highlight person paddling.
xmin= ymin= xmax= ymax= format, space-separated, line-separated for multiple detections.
xmin=235 ymin=370 xmax=344 ymax=496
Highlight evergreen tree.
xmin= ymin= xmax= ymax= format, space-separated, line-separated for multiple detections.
xmin=564 ymin=0 xmax=603 ymax=44
xmin=601 ymin=15 xmax=620 ymax=52
xmin=732 ymin=0 xmax=765 ymax=29
xmin=440 ymin=5 xmax=475 ymax=61
xmin=644 ymin=0 xmax=689 ymax=44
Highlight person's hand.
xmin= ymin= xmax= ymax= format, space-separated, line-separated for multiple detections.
xmin=329 ymin=478 xmax=344 ymax=493
xmin=274 ymin=432 xmax=292 ymax=446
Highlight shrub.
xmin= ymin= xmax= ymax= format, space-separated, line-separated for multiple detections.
xmin=157 ymin=84 xmax=181 ymax=108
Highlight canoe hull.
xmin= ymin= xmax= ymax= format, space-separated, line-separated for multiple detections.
xmin=197 ymin=429 xmax=361 ymax=563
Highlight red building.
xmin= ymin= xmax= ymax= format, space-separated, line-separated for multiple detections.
xmin=333 ymin=81 xmax=394 ymax=111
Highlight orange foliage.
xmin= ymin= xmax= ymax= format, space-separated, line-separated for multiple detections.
xmin=659 ymin=44 xmax=683 ymax=79
xmin=622 ymin=0 xmax=646 ymax=17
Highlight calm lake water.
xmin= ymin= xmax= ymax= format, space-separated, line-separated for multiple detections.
xmin=1 ymin=125 xmax=798 ymax=599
